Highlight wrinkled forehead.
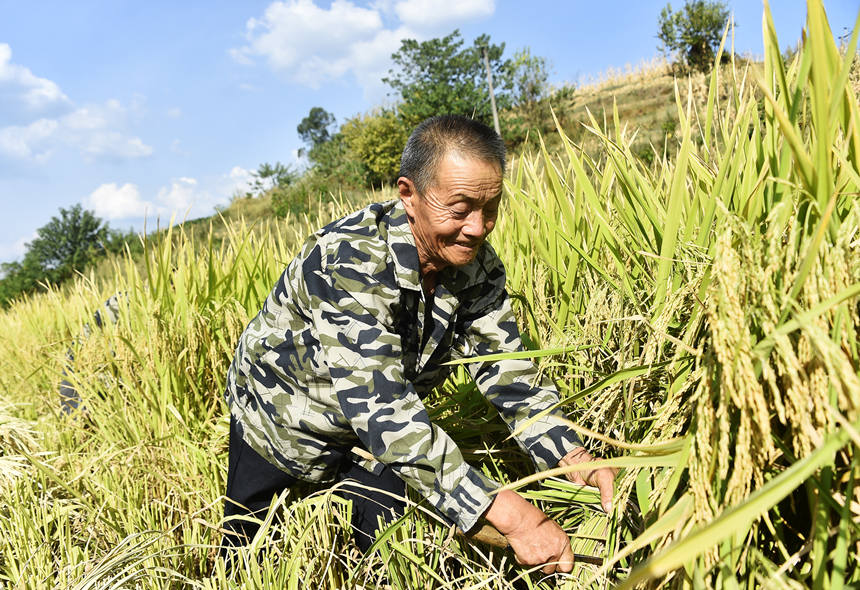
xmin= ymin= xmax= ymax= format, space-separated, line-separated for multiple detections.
xmin=428 ymin=149 xmax=503 ymax=189
xmin=445 ymin=147 xmax=503 ymax=173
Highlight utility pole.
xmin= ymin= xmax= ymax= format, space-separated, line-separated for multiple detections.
xmin=481 ymin=45 xmax=501 ymax=135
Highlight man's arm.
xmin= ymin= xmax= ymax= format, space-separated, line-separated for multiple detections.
xmin=461 ymin=289 xmax=583 ymax=469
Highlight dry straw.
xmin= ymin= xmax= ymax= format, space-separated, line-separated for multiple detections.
xmin=0 ymin=1 xmax=858 ymax=588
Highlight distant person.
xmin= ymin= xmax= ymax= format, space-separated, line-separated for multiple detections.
xmin=221 ymin=115 xmax=615 ymax=574
xmin=60 ymin=293 xmax=123 ymax=414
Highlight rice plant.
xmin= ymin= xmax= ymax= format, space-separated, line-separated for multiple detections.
xmin=490 ymin=1 xmax=860 ymax=586
xmin=0 ymin=1 xmax=857 ymax=588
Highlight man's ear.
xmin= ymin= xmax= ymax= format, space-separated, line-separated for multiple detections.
xmin=398 ymin=176 xmax=417 ymax=217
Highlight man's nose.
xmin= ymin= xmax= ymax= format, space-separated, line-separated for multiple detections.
xmin=462 ymin=210 xmax=485 ymax=237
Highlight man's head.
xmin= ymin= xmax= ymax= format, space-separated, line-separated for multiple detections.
xmin=399 ymin=115 xmax=506 ymax=195
xmin=398 ymin=115 xmax=506 ymax=274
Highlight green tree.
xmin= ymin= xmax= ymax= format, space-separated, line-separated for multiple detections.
xmin=0 ymin=258 xmax=42 ymax=307
xmin=26 ymin=204 xmax=108 ymax=285
xmin=0 ymin=206 xmax=138 ymax=307
xmin=505 ymin=47 xmax=553 ymax=138
xmin=383 ymin=30 xmax=513 ymax=128
xmin=247 ymin=161 xmax=298 ymax=197
xmin=304 ymin=133 xmax=365 ymax=181
xmin=340 ymin=108 xmax=409 ymax=187
xmin=510 ymin=48 xmax=551 ymax=108
xmin=657 ymin=0 xmax=730 ymax=74
xmin=0 ymin=204 xmax=107 ymax=305
xmin=271 ymin=133 xmax=368 ymax=218
xmin=297 ymin=107 xmax=336 ymax=152
xmin=103 ymin=227 xmax=143 ymax=258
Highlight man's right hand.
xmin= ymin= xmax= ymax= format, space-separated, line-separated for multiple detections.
xmin=482 ymin=488 xmax=573 ymax=575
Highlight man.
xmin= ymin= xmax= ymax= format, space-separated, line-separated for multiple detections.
xmin=222 ymin=115 xmax=615 ymax=575
xmin=59 ymin=293 xmax=124 ymax=414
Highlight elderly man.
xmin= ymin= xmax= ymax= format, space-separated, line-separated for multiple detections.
xmin=222 ymin=115 xmax=614 ymax=575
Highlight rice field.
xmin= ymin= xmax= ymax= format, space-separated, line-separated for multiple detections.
xmin=1 ymin=2 xmax=858 ymax=588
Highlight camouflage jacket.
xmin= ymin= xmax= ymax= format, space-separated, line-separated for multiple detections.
xmin=225 ymin=199 xmax=582 ymax=532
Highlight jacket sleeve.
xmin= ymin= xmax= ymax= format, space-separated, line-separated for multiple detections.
xmin=305 ymin=264 xmax=499 ymax=533
xmin=462 ymin=289 xmax=583 ymax=471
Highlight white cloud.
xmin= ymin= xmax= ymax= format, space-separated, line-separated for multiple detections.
xmin=0 ymin=43 xmax=69 ymax=114
xmin=63 ymin=105 xmax=110 ymax=131
xmin=0 ymin=44 xmax=152 ymax=163
xmin=167 ymin=107 xmax=181 ymax=118
xmin=86 ymin=183 xmax=155 ymax=220
xmin=0 ymin=100 xmax=152 ymax=162
xmin=234 ymin=0 xmax=383 ymax=88
xmin=225 ymin=166 xmax=253 ymax=197
xmin=86 ymin=178 xmax=209 ymax=222
xmin=170 ymin=138 xmax=190 ymax=156
xmin=156 ymin=177 xmax=200 ymax=215
xmin=0 ymin=232 xmax=36 ymax=264
xmin=0 ymin=118 xmax=59 ymax=160
xmin=394 ymin=0 xmax=494 ymax=28
xmin=87 ymin=178 xmax=211 ymax=222
xmin=232 ymin=0 xmax=495 ymax=91
xmin=84 ymin=164 xmax=283 ymax=225
xmin=150 ymin=173 xmax=251 ymax=221
xmin=59 ymin=101 xmax=152 ymax=160
xmin=86 ymin=175 xmax=229 ymax=222
xmin=156 ymin=167 xmax=272 ymax=218
xmin=79 ymin=131 xmax=153 ymax=160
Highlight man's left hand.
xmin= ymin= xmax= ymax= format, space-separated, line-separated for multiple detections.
xmin=558 ymin=447 xmax=617 ymax=513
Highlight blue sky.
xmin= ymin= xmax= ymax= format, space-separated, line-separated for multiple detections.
xmin=1 ymin=0 xmax=857 ymax=264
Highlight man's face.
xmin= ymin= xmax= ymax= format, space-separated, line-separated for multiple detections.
xmin=400 ymin=152 xmax=503 ymax=272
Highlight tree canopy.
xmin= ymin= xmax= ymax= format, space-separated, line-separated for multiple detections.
xmin=246 ymin=162 xmax=298 ymax=197
xmin=340 ymin=108 xmax=409 ymax=187
xmin=0 ymin=204 xmax=135 ymax=307
xmin=510 ymin=48 xmax=551 ymax=108
xmin=297 ymin=107 xmax=336 ymax=149
xmin=657 ymin=0 xmax=730 ymax=73
xmin=27 ymin=204 xmax=108 ymax=283
xmin=382 ymin=30 xmax=513 ymax=128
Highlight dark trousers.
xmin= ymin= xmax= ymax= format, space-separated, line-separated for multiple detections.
xmin=59 ymin=376 xmax=81 ymax=414
xmin=221 ymin=417 xmax=406 ymax=554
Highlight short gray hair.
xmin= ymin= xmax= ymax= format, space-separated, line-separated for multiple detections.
xmin=399 ymin=115 xmax=506 ymax=194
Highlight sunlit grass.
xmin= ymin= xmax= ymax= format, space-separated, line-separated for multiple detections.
xmin=0 ymin=1 xmax=858 ymax=588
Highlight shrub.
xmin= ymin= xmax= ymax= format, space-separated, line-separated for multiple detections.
xmin=340 ymin=108 xmax=408 ymax=188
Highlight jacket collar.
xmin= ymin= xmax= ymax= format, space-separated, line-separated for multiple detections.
xmin=384 ymin=199 xmax=423 ymax=292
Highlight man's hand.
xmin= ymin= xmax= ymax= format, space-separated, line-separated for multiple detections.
xmin=483 ymin=489 xmax=573 ymax=575
xmin=558 ymin=446 xmax=617 ymax=513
